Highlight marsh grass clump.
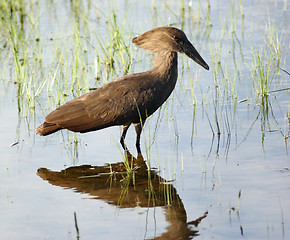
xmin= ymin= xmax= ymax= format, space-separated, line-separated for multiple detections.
xmin=251 ymin=22 xmax=284 ymax=98
xmin=251 ymin=49 xmax=277 ymax=98
xmin=108 ymin=10 xmax=133 ymax=75
xmin=210 ymin=42 xmax=238 ymax=100
xmin=0 ymin=0 xmax=26 ymax=81
xmin=92 ymin=6 xmax=133 ymax=81
xmin=0 ymin=0 xmax=48 ymax=127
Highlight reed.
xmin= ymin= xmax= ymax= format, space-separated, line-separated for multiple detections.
xmin=92 ymin=5 xmax=133 ymax=79
xmin=251 ymin=21 xmax=283 ymax=98
xmin=251 ymin=49 xmax=275 ymax=98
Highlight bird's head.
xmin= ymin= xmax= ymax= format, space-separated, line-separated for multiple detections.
xmin=132 ymin=26 xmax=209 ymax=70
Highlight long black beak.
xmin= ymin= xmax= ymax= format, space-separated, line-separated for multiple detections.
xmin=183 ymin=41 xmax=209 ymax=70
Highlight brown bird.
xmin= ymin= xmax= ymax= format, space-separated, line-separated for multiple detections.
xmin=35 ymin=26 xmax=209 ymax=153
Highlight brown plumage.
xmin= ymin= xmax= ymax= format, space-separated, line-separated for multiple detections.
xmin=35 ymin=26 xmax=209 ymax=153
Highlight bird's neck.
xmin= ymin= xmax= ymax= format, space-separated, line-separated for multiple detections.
xmin=151 ymin=51 xmax=178 ymax=80
xmin=147 ymin=51 xmax=178 ymax=106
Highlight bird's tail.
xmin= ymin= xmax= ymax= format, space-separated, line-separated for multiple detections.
xmin=35 ymin=122 xmax=62 ymax=136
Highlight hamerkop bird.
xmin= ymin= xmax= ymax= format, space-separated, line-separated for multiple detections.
xmin=36 ymin=27 xmax=209 ymax=153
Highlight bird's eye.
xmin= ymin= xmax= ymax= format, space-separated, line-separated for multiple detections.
xmin=173 ymin=35 xmax=183 ymax=45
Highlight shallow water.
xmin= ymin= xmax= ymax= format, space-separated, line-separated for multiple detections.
xmin=0 ymin=0 xmax=289 ymax=239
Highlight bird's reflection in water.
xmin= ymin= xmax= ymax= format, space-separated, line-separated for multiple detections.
xmin=37 ymin=152 xmax=207 ymax=239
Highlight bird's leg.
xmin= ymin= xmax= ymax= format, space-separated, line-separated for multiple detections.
xmin=134 ymin=122 xmax=144 ymax=154
xmin=120 ymin=124 xmax=130 ymax=151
